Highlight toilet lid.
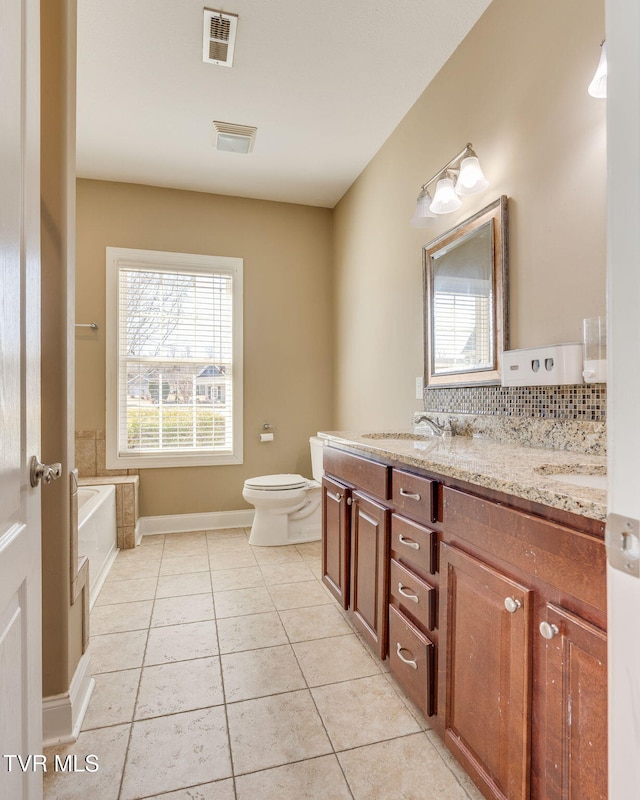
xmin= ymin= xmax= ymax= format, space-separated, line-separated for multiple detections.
xmin=244 ymin=473 xmax=308 ymax=491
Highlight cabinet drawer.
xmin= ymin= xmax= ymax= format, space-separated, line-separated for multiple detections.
xmin=391 ymin=514 xmax=437 ymax=576
xmin=392 ymin=469 xmax=437 ymax=523
xmin=388 ymin=604 xmax=435 ymax=717
xmin=390 ymin=559 xmax=436 ymax=632
xmin=323 ymin=447 xmax=389 ymax=500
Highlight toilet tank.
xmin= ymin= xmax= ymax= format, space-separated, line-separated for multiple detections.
xmin=309 ymin=436 xmax=325 ymax=483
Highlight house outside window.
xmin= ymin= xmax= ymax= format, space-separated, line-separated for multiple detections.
xmin=106 ymin=248 xmax=243 ymax=468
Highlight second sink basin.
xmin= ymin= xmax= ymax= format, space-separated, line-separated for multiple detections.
xmin=535 ymin=464 xmax=607 ymax=491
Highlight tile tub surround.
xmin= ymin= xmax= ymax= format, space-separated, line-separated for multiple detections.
xmin=44 ymin=528 xmax=484 ymax=800
xmin=79 ymin=475 xmax=139 ymax=549
xmin=76 ymin=429 xmax=140 ymax=479
xmin=319 ymin=431 xmax=607 ymax=521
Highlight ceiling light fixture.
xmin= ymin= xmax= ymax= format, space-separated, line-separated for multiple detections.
xmin=411 ymin=143 xmax=489 ymax=227
xmin=588 ymin=40 xmax=607 ymax=98
xmin=212 ymin=121 xmax=257 ymax=154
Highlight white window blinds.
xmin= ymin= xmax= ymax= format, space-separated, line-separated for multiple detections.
xmin=106 ymin=249 xmax=243 ymax=468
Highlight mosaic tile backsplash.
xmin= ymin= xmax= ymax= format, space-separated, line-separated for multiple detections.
xmin=423 ymin=383 xmax=606 ymax=421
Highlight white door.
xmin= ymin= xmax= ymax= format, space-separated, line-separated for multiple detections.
xmin=0 ymin=0 xmax=43 ymax=799
xmin=606 ymin=0 xmax=640 ymax=797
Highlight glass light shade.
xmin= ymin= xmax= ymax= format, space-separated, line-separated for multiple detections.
xmin=410 ymin=189 xmax=437 ymax=227
xmin=588 ymin=41 xmax=607 ymax=98
xmin=430 ymin=177 xmax=462 ymax=214
xmin=455 ymin=156 xmax=489 ymax=195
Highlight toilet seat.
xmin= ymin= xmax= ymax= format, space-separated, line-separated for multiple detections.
xmin=244 ymin=473 xmax=307 ymax=491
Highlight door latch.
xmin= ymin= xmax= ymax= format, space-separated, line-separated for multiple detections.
xmin=606 ymin=513 xmax=640 ymax=578
xmin=30 ymin=456 xmax=63 ymax=488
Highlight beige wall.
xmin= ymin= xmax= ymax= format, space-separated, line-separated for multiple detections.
xmin=76 ymin=180 xmax=334 ymax=517
xmin=333 ymin=0 xmax=606 ymax=429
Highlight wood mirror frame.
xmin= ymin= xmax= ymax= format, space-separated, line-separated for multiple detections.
xmin=423 ymin=196 xmax=508 ymax=387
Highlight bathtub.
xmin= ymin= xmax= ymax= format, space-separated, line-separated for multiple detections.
xmin=78 ymin=484 xmax=118 ymax=608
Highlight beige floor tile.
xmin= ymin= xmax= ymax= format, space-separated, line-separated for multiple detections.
xmin=156 ymin=571 xmax=213 ymax=598
xmin=295 ymin=540 xmax=322 ymax=558
xmin=209 ymin=549 xmax=257 ymax=571
xmin=210 ymin=566 xmax=265 ymax=592
xmin=293 ymin=634 xmax=380 ymax=687
xmin=312 ymin=674 xmax=421 ymax=751
xmin=382 ymin=672 xmax=432 ymax=732
xmin=90 ymin=599 xmax=154 ymax=635
xmin=120 ymin=707 xmax=231 ymax=800
xmin=207 ymin=536 xmax=254 ymax=554
xmin=135 ymin=657 xmax=224 ymax=719
xmin=426 ymin=730 xmax=486 ymax=799
xmin=235 ymin=754 xmax=352 ymax=800
xmin=279 ymin=604 xmax=353 ymax=642
xmin=252 ymin=545 xmax=303 ymax=565
xmin=151 ymin=593 xmax=215 ymax=627
xmin=268 ymin=580 xmax=334 ymax=611
xmin=145 ymin=619 xmax=218 ymax=665
xmin=338 ymin=733 xmax=469 ymax=799
xmin=217 ymin=611 xmax=288 ymax=654
xmin=160 ymin=553 xmax=211 ymax=575
xmin=82 ymin=669 xmax=140 ymax=730
xmin=143 ymin=780 xmax=236 ymax=800
xmin=164 ymin=531 xmax=208 ymax=542
xmin=221 ymin=644 xmax=306 ymax=703
xmin=305 ymin=558 xmax=323 ymax=579
xmin=227 ymin=690 xmax=332 ymax=775
xmin=259 ymin=561 xmax=316 ymax=585
xmin=106 ymin=556 xmax=161 ymax=581
xmin=43 ymin=723 xmax=130 ymax=800
xmin=213 ymin=586 xmax=275 ymax=618
xmin=138 ymin=534 xmax=165 ymax=548
xmin=95 ymin=576 xmax=157 ymax=606
xmin=91 ymin=630 xmax=148 ymax=673
xmin=206 ymin=527 xmax=248 ymax=539
xmin=162 ymin=539 xmax=209 ymax=557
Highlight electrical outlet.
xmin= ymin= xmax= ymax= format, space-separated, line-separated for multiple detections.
xmin=415 ymin=376 xmax=424 ymax=399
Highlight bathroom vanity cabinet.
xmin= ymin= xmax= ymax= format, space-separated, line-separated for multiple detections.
xmin=321 ymin=443 xmax=607 ymax=800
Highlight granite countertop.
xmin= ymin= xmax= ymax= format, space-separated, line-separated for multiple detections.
xmin=319 ymin=430 xmax=607 ymax=522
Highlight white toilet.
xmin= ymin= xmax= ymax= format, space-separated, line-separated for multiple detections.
xmin=243 ymin=436 xmax=325 ymax=546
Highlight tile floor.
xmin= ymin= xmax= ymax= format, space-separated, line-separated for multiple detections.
xmin=44 ymin=529 xmax=484 ymax=800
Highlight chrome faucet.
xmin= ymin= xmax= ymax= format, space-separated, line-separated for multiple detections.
xmin=414 ymin=413 xmax=452 ymax=438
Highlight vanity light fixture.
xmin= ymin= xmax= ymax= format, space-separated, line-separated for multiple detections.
xmin=410 ymin=143 xmax=489 ymax=227
xmin=588 ymin=40 xmax=607 ymax=98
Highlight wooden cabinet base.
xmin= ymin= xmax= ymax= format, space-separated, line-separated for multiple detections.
xmin=388 ymin=604 xmax=435 ymax=717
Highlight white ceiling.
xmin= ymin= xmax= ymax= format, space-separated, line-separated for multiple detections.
xmin=76 ymin=0 xmax=492 ymax=208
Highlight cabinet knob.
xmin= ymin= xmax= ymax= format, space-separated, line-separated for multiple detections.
xmin=504 ymin=596 xmax=522 ymax=613
xmin=539 ymin=621 xmax=560 ymax=640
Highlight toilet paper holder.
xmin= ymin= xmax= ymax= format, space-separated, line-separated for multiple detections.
xmin=260 ymin=423 xmax=274 ymax=442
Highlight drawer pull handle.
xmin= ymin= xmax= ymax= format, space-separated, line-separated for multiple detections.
xmin=504 ymin=597 xmax=522 ymax=614
xmin=398 ymin=583 xmax=419 ymax=603
xmin=396 ymin=642 xmax=418 ymax=669
xmin=327 ymin=490 xmax=343 ymax=503
xmin=539 ymin=621 xmax=560 ymax=640
xmin=399 ymin=488 xmax=421 ymax=501
xmin=398 ymin=534 xmax=420 ymax=550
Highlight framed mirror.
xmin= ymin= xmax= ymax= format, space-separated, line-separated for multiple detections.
xmin=423 ymin=196 xmax=508 ymax=386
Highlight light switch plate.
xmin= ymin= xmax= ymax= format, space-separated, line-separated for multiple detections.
xmin=415 ymin=376 xmax=424 ymax=399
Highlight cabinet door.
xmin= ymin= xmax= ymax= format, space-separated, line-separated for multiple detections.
xmin=350 ymin=491 xmax=389 ymax=659
xmin=322 ymin=476 xmax=350 ymax=609
xmin=441 ymin=544 xmax=532 ymax=800
xmin=539 ymin=604 xmax=607 ymax=800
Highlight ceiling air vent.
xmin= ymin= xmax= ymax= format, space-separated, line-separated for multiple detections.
xmin=212 ymin=121 xmax=257 ymax=154
xmin=203 ymin=9 xmax=238 ymax=67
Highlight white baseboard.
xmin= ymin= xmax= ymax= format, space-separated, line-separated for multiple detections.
xmin=42 ymin=649 xmax=95 ymax=747
xmin=138 ymin=509 xmax=254 ymax=537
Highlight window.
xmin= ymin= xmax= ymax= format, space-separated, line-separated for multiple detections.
xmin=106 ymin=248 xmax=243 ymax=468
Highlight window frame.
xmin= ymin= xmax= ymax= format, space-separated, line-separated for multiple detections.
xmin=105 ymin=247 xmax=243 ymax=469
